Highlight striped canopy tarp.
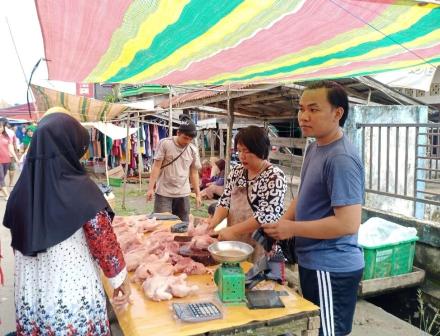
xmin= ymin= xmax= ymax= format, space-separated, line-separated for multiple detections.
xmin=31 ymin=85 xmax=129 ymax=122
xmin=36 ymin=0 xmax=440 ymax=85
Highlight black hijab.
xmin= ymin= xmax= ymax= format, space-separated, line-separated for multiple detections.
xmin=3 ymin=112 xmax=112 ymax=256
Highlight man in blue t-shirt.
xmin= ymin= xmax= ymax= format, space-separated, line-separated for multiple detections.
xmin=263 ymin=80 xmax=364 ymax=336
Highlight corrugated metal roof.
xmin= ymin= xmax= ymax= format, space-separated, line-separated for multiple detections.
xmin=0 ymin=103 xmax=37 ymax=121
xmin=159 ymin=83 xmax=256 ymax=108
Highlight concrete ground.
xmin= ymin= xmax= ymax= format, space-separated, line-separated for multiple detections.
xmin=0 ymin=179 xmax=430 ymax=335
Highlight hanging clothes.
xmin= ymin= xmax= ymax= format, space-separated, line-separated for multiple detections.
xmin=152 ymin=125 xmax=159 ymax=152
xmin=144 ymin=123 xmax=152 ymax=157
xmin=138 ymin=126 xmax=145 ymax=155
xmin=158 ymin=125 xmax=167 ymax=139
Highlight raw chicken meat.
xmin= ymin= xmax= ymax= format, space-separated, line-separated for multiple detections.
xmin=142 ymin=274 xmax=198 ymax=301
xmin=173 ymin=257 xmax=207 ymax=275
xmin=124 ymin=246 xmax=163 ymax=271
xmin=132 ymin=253 xmax=174 ymax=283
xmin=118 ymin=231 xmax=144 ymax=253
xmin=112 ymin=215 xmax=161 ymax=234
xmin=189 ymin=235 xmax=217 ymax=250
xmin=136 ymin=217 xmax=160 ymax=232
xmin=187 ymin=216 xmax=211 ymax=237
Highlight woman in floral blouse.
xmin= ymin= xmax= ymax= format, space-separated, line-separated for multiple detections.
xmin=3 ymin=109 xmax=130 ymax=336
xmin=208 ymin=126 xmax=287 ymax=261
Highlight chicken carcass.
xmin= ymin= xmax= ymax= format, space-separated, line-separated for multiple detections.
xmin=189 ymin=235 xmax=217 ymax=251
xmin=173 ymin=257 xmax=207 ymax=275
xmin=142 ymin=273 xmax=198 ymax=301
xmin=187 ymin=216 xmax=211 ymax=237
xmin=132 ymin=253 xmax=174 ymax=283
xmin=117 ymin=231 xmax=144 ymax=253
xmin=136 ymin=217 xmax=161 ymax=232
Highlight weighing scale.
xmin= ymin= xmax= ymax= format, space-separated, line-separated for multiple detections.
xmin=208 ymin=241 xmax=254 ymax=304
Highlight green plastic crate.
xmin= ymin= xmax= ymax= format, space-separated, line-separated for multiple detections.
xmin=361 ymin=237 xmax=418 ymax=280
xmin=109 ymin=177 xmax=122 ymax=187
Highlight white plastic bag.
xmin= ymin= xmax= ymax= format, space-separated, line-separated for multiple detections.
xmin=358 ymin=217 xmax=417 ymax=248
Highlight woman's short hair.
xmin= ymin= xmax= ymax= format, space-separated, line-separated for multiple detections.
xmin=234 ymin=126 xmax=270 ymax=159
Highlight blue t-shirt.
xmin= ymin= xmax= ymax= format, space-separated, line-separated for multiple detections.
xmin=295 ymin=135 xmax=365 ymax=272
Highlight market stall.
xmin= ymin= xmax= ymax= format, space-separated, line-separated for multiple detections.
xmin=103 ymin=216 xmax=319 ymax=336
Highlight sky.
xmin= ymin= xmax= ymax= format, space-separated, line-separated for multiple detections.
xmin=0 ymin=0 xmax=74 ymax=106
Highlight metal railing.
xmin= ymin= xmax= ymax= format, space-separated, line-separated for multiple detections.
xmin=357 ymin=123 xmax=440 ymax=217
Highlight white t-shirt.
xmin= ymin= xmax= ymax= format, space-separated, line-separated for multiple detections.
xmin=154 ymin=137 xmax=201 ymax=197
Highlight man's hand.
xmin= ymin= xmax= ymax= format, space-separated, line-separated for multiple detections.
xmin=262 ymin=219 xmax=295 ymax=240
xmin=112 ymin=275 xmax=132 ymax=310
xmin=146 ymin=189 xmax=154 ymax=202
xmin=195 ymin=194 xmax=202 ymax=208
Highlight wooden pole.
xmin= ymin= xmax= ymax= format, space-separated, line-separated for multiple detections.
xmin=225 ymin=87 xmax=234 ymax=178
xmin=168 ymin=85 xmax=173 ymax=136
xmin=210 ymin=129 xmax=215 ymax=158
xmin=137 ymin=111 xmax=142 ymax=192
xmin=201 ymin=130 xmax=205 ymax=158
xmin=104 ymin=111 xmax=109 ymax=186
xmin=122 ymin=113 xmax=130 ymax=210
xmin=219 ymin=128 xmax=224 ymax=159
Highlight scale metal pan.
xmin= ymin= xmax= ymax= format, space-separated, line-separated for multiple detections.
xmin=208 ymin=241 xmax=254 ymax=263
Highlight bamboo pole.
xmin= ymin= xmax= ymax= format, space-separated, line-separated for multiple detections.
xmin=168 ymin=85 xmax=173 ymax=136
xmin=137 ymin=111 xmax=142 ymax=191
xmin=210 ymin=129 xmax=215 ymax=158
xmin=219 ymin=128 xmax=224 ymax=159
xmin=225 ymin=87 xmax=234 ymax=178
xmin=122 ymin=113 xmax=130 ymax=210
xmin=104 ymin=112 xmax=109 ymax=186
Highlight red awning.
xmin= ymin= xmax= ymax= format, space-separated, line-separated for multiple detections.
xmin=0 ymin=103 xmax=39 ymax=121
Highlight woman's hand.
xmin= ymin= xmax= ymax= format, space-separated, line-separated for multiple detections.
xmin=262 ymin=219 xmax=295 ymax=240
xmin=218 ymin=226 xmax=239 ymax=241
xmin=112 ymin=274 xmax=132 ymax=310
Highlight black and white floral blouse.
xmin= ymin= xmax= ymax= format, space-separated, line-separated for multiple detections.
xmin=218 ymin=164 xmax=287 ymax=224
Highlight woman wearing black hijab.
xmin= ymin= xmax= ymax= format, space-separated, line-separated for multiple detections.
xmin=3 ymin=110 xmax=130 ymax=335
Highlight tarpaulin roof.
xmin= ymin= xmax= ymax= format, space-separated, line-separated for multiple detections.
xmin=81 ymin=122 xmax=138 ymax=140
xmin=31 ymin=85 xmax=129 ymax=122
xmin=36 ymin=0 xmax=440 ymax=85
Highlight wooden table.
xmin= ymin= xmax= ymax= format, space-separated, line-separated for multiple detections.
xmin=104 ymin=219 xmax=320 ymax=336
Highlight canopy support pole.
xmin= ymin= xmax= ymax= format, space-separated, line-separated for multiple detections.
xmin=219 ymin=128 xmax=224 ymax=159
xmin=137 ymin=111 xmax=142 ymax=191
xmin=168 ymin=85 xmax=173 ymax=137
xmin=201 ymin=130 xmax=205 ymax=158
xmin=104 ymin=114 xmax=110 ymax=186
xmin=122 ymin=113 xmax=130 ymax=210
xmin=225 ymin=87 xmax=234 ymax=179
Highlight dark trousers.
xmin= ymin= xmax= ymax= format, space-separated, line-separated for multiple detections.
xmin=299 ymin=265 xmax=363 ymax=336
xmin=154 ymin=193 xmax=190 ymax=222
xmin=0 ymin=163 xmax=10 ymax=187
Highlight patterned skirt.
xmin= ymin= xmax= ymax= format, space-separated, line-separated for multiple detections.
xmin=15 ymin=228 xmax=110 ymax=336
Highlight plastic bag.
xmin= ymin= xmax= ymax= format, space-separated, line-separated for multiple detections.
xmin=358 ymin=217 xmax=417 ymax=248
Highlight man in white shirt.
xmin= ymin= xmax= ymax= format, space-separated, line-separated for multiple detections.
xmin=146 ymin=115 xmax=201 ymax=221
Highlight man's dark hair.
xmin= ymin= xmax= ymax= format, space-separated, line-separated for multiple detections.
xmin=305 ymin=80 xmax=349 ymax=127
xmin=234 ymin=125 xmax=270 ymax=160
xmin=178 ymin=114 xmax=197 ymax=138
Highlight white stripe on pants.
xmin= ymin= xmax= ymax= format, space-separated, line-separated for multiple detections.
xmin=317 ymin=270 xmax=335 ymax=336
